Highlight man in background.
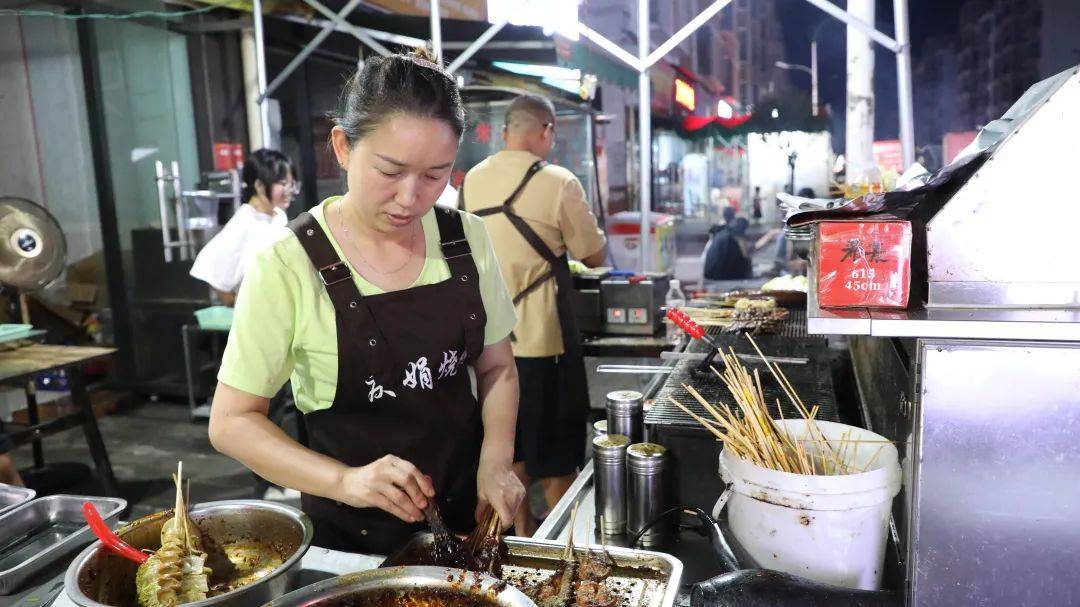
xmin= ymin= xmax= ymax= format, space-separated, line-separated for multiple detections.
xmin=460 ymin=94 xmax=606 ymax=535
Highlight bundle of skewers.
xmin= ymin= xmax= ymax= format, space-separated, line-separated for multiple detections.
xmin=425 ymin=503 xmax=507 ymax=578
xmin=670 ymin=298 xmax=788 ymax=334
xmin=667 ymin=310 xmax=885 ymax=476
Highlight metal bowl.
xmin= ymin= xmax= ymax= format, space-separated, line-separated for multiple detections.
xmin=65 ymin=500 xmax=313 ymax=607
xmin=264 ymin=566 xmax=537 ymax=607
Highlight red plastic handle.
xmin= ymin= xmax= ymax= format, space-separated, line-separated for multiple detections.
xmin=666 ymin=307 xmax=705 ymax=340
xmin=82 ymin=501 xmax=149 ymax=564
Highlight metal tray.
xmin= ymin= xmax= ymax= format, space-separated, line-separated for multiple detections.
xmin=0 ymin=495 xmax=127 ymax=595
xmin=0 ymin=483 xmax=35 ymax=517
xmin=384 ymin=533 xmax=683 ymax=607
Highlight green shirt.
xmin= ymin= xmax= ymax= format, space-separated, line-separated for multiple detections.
xmin=217 ymin=198 xmax=517 ymax=413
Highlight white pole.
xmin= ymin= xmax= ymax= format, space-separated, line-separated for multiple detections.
xmin=430 ymin=0 xmax=442 ymax=65
xmin=447 ymin=19 xmax=506 ymax=73
xmin=638 ymin=0 xmax=651 ymax=273
xmin=803 ymin=0 xmax=898 ymax=52
xmin=645 ymin=0 xmax=732 ymax=68
xmin=845 ymin=0 xmax=875 ymax=187
xmin=252 ymin=0 xmax=271 ymax=147
xmin=811 ymin=39 xmax=819 ymax=116
xmin=893 ymin=0 xmax=915 ymax=168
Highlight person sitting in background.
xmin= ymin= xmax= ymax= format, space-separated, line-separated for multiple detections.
xmin=0 ymin=433 xmax=24 ymax=487
xmin=190 ymin=149 xmax=298 ymax=306
xmin=705 ymin=210 xmax=753 ymax=280
xmin=705 ymin=208 xmax=780 ymax=280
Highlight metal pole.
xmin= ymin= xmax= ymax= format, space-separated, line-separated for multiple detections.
xmin=893 ymin=0 xmax=915 ymax=168
xmin=260 ymin=0 xmax=365 ymax=103
xmin=811 ymin=39 xmax=819 ymax=116
xmin=644 ymin=0 xmax=732 ymax=68
xmin=446 ymin=19 xmax=506 ymax=73
xmin=275 ymin=13 xmax=426 ymax=48
xmin=802 ymin=0 xmax=899 ymax=52
xmin=638 ymin=0 xmax=651 ymax=272
xmin=579 ymin=24 xmax=643 ymax=72
xmin=303 ymin=0 xmax=392 ymax=56
xmin=251 ymin=0 xmax=271 ymax=147
xmin=430 ymin=0 xmax=442 ymax=65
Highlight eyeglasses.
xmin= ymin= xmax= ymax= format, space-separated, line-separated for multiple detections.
xmin=276 ymin=180 xmax=301 ymax=196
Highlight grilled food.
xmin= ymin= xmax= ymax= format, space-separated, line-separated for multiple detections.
xmin=136 ymin=463 xmax=213 ymax=607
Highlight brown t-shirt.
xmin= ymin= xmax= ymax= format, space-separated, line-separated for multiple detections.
xmin=462 ymin=150 xmax=606 ymax=357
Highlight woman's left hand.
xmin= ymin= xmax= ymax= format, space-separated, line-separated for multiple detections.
xmin=476 ymin=460 xmax=525 ymax=531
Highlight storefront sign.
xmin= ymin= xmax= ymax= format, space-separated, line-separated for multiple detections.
xmin=674 ymin=78 xmax=696 ymax=112
xmin=872 ymin=140 xmax=904 ymax=173
xmin=488 ymin=0 xmax=579 ymax=38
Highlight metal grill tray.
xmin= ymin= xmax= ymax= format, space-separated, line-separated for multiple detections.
xmin=383 ymin=532 xmax=683 ymax=607
xmin=0 ymin=483 xmax=35 ymax=517
xmin=0 ymin=494 xmax=126 ymax=594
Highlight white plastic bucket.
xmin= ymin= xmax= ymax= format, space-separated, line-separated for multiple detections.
xmin=713 ymin=419 xmax=901 ymax=590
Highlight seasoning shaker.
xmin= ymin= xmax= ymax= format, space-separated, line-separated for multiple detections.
xmin=627 ymin=442 xmax=669 ymax=548
xmin=592 ymin=433 xmax=629 ymax=536
xmin=593 ymin=419 xmax=608 ymax=437
xmin=606 ymin=390 xmax=644 ymax=445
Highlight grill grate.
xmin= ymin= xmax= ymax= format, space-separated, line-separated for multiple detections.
xmin=646 ymin=335 xmax=839 ymax=430
xmin=701 ymin=308 xmax=809 ymax=339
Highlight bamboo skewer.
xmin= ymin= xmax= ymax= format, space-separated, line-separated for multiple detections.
xmin=670 ymin=335 xmax=880 ymax=477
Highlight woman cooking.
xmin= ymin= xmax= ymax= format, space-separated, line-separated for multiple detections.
xmin=208 ymin=49 xmax=525 ymax=555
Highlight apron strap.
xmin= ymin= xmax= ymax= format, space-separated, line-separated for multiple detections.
xmin=471 ymin=160 xmax=547 ymax=217
xmin=463 ymin=161 xmax=567 ymax=347
xmin=464 ymin=161 xmax=589 ymax=420
xmin=434 ymin=206 xmax=476 ymax=278
xmin=288 ymin=211 xmax=364 ymax=314
xmin=433 ymin=207 xmax=486 ymax=356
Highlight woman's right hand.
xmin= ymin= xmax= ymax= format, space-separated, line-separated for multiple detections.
xmin=337 ymin=455 xmax=436 ymax=523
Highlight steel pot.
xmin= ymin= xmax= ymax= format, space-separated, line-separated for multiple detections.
xmin=65 ymin=500 xmax=313 ymax=607
xmin=264 ymin=566 xmax=536 ymax=607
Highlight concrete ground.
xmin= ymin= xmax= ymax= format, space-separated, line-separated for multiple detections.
xmin=8 ymin=399 xmax=252 ymax=519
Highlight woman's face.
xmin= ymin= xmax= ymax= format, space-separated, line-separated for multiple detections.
xmin=269 ymin=169 xmax=297 ymax=210
xmin=332 ymin=113 xmax=458 ymax=234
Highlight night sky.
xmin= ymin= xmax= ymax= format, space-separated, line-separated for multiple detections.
xmin=777 ymin=0 xmax=965 ymax=144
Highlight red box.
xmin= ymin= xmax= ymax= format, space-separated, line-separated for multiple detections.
xmin=213 ymin=142 xmax=245 ymax=170
xmin=231 ymin=143 xmax=244 ymax=169
xmin=213 ymin=143 xmax=234 ymax=171
xmin=817 ymin=221 xmax=912 ymax=308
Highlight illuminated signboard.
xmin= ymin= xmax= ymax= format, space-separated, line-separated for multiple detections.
xmin=674 ymin=78 xmax=696 ymax=112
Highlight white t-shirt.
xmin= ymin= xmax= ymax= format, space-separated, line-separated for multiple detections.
xmin=190 ymin=204 xmax=287 ymax=293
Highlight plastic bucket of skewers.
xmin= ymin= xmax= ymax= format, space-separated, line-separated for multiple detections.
xmin=714 ymin=419 xmax=900 ymax=591
xmin=667 ymin=343 xmax=901 ymax=592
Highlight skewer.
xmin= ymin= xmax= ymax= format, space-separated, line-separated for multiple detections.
xmin=564 ymin=502 xmax=579 ymax=561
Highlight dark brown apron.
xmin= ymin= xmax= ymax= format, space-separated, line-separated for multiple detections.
xmin=288 ymin=207 xmax=487 ymax=555
xmin=462 ymin=161 xmax=590 ymax=427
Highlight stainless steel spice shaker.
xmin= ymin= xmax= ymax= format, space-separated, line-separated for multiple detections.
xmin=593 ymin=433 xmax=630 ymax=536
xmin=606 ymin=390 xmax=644 ymax=445
xmin=627 ymin=442 xmax=669 ymax=548
xmin=593 ymin=419 xmax=608 ymax=437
